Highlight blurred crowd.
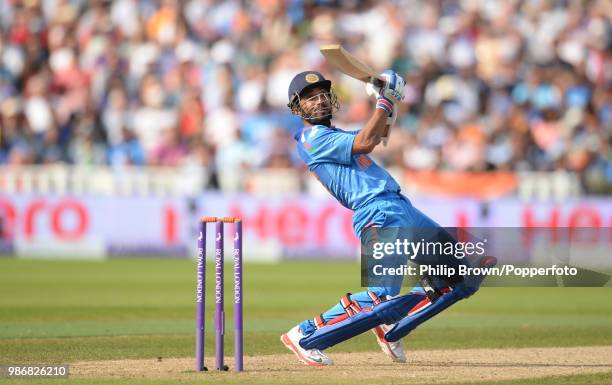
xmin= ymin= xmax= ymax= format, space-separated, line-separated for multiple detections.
xmin=0 ymin=0 xmax=610 ymax=193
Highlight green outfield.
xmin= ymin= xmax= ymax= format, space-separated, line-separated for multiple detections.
xmin=1 ymin=258 xmax=611 ymax=385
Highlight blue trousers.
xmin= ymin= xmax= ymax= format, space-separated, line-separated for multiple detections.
xmin=299 ymin=195 xmax=440 ymax=336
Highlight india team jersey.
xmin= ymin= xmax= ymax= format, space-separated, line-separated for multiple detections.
xmin=294 ymin=124 xmax=401 ymax=211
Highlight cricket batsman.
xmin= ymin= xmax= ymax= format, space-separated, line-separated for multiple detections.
xmin=281 ymin=70 xmax=493 ymax=366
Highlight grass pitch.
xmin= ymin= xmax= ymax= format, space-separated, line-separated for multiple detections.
xmin=1 ymin=258 xmax=611 ymax=384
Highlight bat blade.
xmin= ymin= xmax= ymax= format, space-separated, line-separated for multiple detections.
xmin=320 ymin=44 xmax=384 ymax=86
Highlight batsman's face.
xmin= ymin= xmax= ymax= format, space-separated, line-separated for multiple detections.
xmin=299 ymin=86 xmax=333 ymax=119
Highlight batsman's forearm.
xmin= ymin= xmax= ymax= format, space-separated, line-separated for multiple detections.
xmin=352 ymin=109 xmax=389 ymax=154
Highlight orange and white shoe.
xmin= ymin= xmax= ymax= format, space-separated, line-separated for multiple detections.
xmin=372 ymin=323 xmax=406 ymax=363
xmin=281 ymin=326 xmax=334 ymax=367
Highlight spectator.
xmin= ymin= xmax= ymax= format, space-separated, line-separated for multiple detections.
xmin=108 ymin=127 xmax=145 ymax=167
xmin=0 ymin=0 xmax=608 ymax=194
xmin=150 ymin=127 xmax=188 ymax=167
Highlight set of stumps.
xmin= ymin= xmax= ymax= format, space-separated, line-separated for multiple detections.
xmin=195 ymin=216 xmax=243 ymax=372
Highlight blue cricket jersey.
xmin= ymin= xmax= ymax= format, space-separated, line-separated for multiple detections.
xmin=295 ymin=124 xmax=405 ymax=235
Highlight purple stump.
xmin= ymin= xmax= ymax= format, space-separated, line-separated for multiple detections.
xmin=233 ymin=220 xmax=243 ymax=372
xmin=215 ymin=220 xmax=224 ymax=370
xmin=195 ymin=219 xmax=206 ymax=371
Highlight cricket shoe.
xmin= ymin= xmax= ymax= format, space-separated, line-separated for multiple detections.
xmin=281 ymin=325 xmax=334 ymax=367
xmin=372 ymin=323 xmax=406 ymax=363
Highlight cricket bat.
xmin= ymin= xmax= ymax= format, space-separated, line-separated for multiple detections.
xmin=319 ymin=44 xmax=391 ymax=145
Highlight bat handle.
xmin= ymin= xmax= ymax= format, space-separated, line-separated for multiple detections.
xmin=371 ymin=77 xmax=386 ymax=88
xmin=381 ymin=124 xmax=390 ymax=147
xmin=371 ymin=77 xmax=390 ymax=146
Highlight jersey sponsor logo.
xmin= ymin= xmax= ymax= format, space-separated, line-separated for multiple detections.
xmin=356 ymin=155 xmax=373 ymax=170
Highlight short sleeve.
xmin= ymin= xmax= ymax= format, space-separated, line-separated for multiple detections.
xmin=301 ymin=126 xmax=355 ymax=165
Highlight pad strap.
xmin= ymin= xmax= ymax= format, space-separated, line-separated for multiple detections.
xmin=313 ymin=291 xmax=383 ymax=330
xmin=367 ymin=291 xmax=382 ymax=305
xmin=340 ymin=293 xmax=362 ymax=316
xmin=420 ymin=276 xmax=451 ymax=303
xmin=314 ymin=314 xmax=326 ymax=329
